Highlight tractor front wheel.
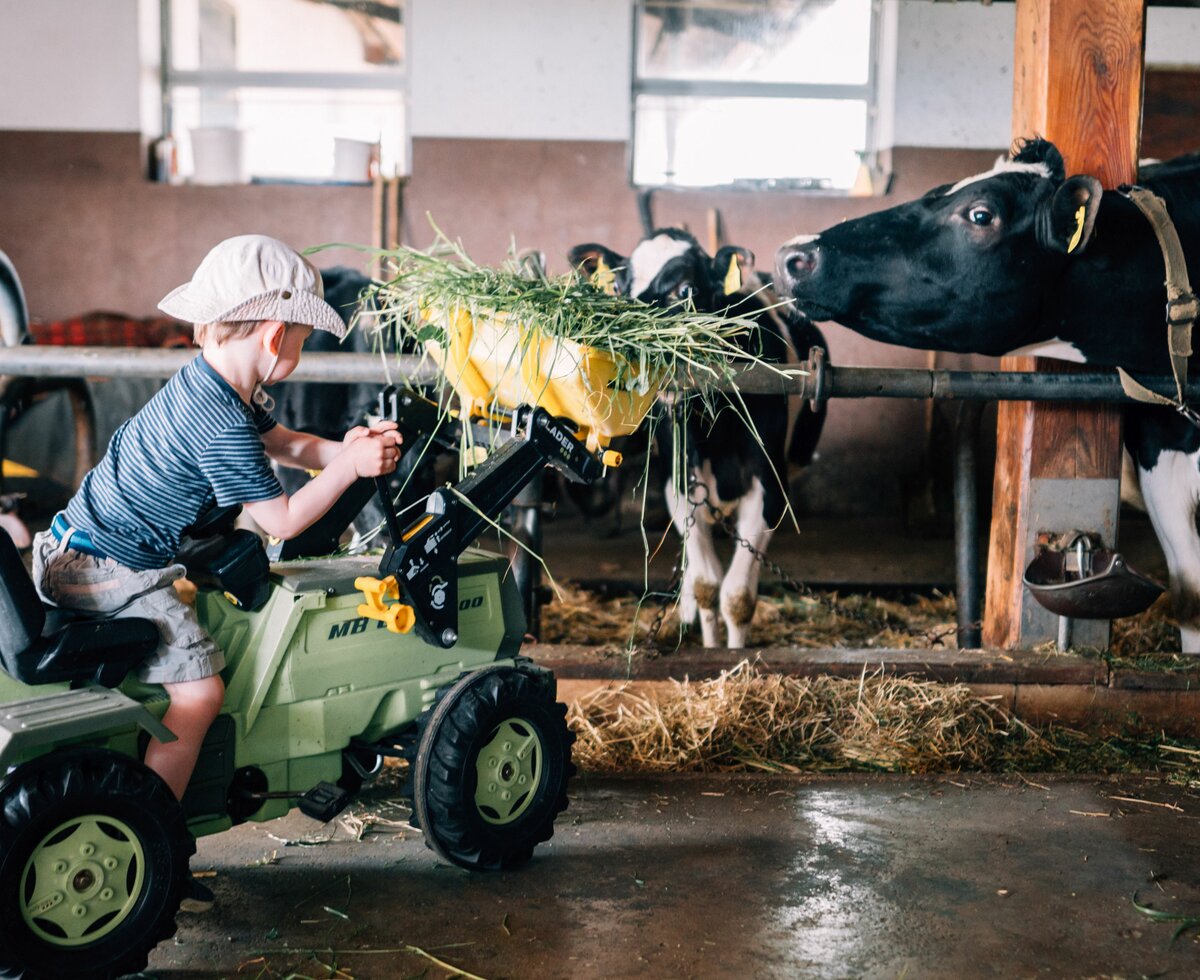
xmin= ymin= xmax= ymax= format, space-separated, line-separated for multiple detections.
xmin=412 ymin=662 xmax=575 ymax=870
xmin=0 ymin=747 xmax=192 ymax=980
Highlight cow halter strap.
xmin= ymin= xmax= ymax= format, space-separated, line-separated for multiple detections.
xmin=1115 ymin=185 xmax=1200 ymax=426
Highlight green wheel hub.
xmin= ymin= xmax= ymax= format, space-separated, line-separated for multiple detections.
xmin=20 ymin=815 xmax=146 ymax=947
xmin=474 ymin=717 xmax=543 ymax=825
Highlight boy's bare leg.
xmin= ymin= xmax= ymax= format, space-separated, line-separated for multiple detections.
xmin=144 ymin=675 xmax=226 ymax=801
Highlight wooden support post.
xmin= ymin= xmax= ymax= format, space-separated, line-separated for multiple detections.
xmin=984 ymin=0 xmax=1146 ymax=649
xmin=370 ymin=176 xmax=406 ymax=280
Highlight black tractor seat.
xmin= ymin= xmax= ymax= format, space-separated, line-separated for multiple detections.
xmin=0 ymin=529 xmax=157 ymax=687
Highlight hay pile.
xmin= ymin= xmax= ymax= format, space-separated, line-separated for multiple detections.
xmin=1110 ymin=594 xmax=1187 ymax=659
xmin=567 ymin=660 xmax=1014 ymax=774
xmin=543 ymin=585 xmax=1200 ymax=775
xmin=565 ymin=661 xmax=1200 ymax=778
xmin=542 ymin=583 xmax=1188 ymax=655
xmin=542 ymin=584 xmax=959 ymax=651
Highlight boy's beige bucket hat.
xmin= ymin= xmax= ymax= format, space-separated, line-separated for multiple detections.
xmin=158 ymin=234 xmax=347 ymax=338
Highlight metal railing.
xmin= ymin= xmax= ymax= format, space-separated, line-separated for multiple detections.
xmin=3 ymin=345 xmax=1183 ymax=649
xmin=2 ymin=345 xmax=1196 ymax=403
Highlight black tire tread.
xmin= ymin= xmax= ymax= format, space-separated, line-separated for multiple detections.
xmin=410 ymin=663 xmax=575 ymax=870
xmin=0 ymin=747 xmax=192 ymax=980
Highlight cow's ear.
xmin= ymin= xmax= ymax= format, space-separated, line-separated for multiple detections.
xmin=568 ymin=244 xmax=626 ymax=295
xmin=712 ymin=246 xmax=755 ymax=296
xmin=1044 ymin=175 xmax=1103 ymax=255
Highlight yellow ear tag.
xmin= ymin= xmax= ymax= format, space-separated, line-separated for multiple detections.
xmin=723 ymin=254 xmax=742 ymax=296
xmin=591 ymin=255 xmax=616 ymax=295
xmin=1067 ymin=204 xmax=1086 ymax=254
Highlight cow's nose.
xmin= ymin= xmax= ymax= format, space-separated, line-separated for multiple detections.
xmin=778 ymin=242 xmax=820 ymax=284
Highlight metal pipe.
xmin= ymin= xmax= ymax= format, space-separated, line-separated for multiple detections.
xmin=953 ymin=402 xmax=985 ymax=649
xmin=724 ymin=363 xmax=1200 ymax=402
xmin=3 ymin=346 xmax=1191 ymax=404
xmin=1057 ymin=615 xmax=1073 ymax=653
xmin=0 ymin=347 xmax=440 ymax=385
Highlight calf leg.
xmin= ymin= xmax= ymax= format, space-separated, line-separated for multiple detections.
xmin=720 ymin=478 xmax=772 ymax=649
xmin=1139 ymin=450 xmax=1200 ymax=652
xmin=666 ymin=478 xmax=723 ymax=647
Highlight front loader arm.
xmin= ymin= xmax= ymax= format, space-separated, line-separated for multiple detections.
xmin=375 ymin=402 xmax=605 ymax=648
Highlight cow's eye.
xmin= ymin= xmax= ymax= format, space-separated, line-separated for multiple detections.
xmin=671 ymin=282 xmax=694 ymax=302
xmin=968 ymin=206 xmax=994 ymax=226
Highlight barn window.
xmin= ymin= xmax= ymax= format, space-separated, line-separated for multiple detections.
xmin=631 ymin=0 xmax=887 ymax=192
xmin=153 ymin=0 xmax=408 ymax=184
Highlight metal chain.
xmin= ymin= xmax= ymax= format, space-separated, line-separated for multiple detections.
xmin=643 ymin=509 xmax=692 ymax=645
xmin=675 ymin=480 xmax=968 ymax=647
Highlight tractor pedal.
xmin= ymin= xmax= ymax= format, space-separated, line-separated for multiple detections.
xmin=297 ymin=781 xmax=351 ymax=822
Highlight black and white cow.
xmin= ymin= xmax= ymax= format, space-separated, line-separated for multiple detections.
xmin=570 ymin=229 xmax=828 ymax=648
xmin=775 ymin=137 xmax=1200 ymax=651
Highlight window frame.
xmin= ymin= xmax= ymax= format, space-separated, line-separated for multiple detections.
xmin=628 ymin=0 xmax=888 ymax=194
xmin=156 ymin=0 xmax=410 ymax=183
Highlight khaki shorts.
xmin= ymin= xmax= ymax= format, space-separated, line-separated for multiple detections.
xmin=32 ymin=529 xmax=225 ymax=685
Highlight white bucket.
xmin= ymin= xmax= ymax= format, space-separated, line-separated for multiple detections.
xmin=190 ymin=127 xmax=246 ymax=185
xmin=333 ymin=138 xmax=378 ymax=183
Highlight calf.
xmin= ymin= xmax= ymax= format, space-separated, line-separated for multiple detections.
xmin=570 ymin=229 xmax=827 ymax=647
xmin=775 ymin=138 xmax=1200 ymax=651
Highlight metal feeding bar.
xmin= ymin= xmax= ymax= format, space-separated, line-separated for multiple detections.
xmin=2 ymin=345 xmax=1199 ymax=404
xmin=3 ymin=344 xmax=1185 ymax=649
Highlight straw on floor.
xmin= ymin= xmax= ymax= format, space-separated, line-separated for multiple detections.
xmin=565 ymin=660 xmax=1200 ymax=781
xmin=566 ymin=660 xmax=1014 ymax=774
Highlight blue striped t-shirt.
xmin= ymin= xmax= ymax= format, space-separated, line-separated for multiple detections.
xmin=64 ymin=354 xmax=283 ymax=570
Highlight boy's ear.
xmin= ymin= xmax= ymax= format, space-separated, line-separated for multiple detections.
xmin=262 ymin=319 xmax=288 ymax=355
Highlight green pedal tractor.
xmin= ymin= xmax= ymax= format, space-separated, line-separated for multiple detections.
xmin=0 ymin=395 xmax=603 ymax=980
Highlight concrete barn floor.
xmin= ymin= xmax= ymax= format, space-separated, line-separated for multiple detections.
xmin=150 ymin=772 xmax=1200 ymax=979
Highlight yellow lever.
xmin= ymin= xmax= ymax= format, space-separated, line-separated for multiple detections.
xmin=354 ymin=575 xmax=416 ymax=634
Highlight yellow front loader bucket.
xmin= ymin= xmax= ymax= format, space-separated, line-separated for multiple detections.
xmin=428 ymin=306 xmax=660 ymax=453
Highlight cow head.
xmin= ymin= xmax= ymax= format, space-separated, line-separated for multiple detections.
xmin=774 ymin=139 xmax=1103 ymax=356
xmin=569 ymin=229 xmax=759 ymax=312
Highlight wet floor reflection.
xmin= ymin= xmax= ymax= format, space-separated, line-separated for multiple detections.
xmin=767 ymin=787 xmax=905 ymax=977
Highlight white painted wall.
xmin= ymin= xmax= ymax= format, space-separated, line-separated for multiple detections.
xmin=2 ymin=0 xmax=1200 ymax=147
xmin=0 ymin=0 xmax=141 ymax=131
xmin=891 ymin=1 xmax=1013 ymax=149
xmin=409 ymin=0 xmax=630 ymax=141
xmin=889 ymin=2 xmax=1200 ymax=150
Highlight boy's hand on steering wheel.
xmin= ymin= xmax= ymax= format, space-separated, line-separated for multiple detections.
xmin=340 ymin=428 xmax=402 ymax=478
xmin=343 ymin=419 xmax=399 ymax=447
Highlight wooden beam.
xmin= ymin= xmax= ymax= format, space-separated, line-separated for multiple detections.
xmin=370 ymin=175 xmax=406 ymax=279
xmin=984 ymin=0 xmax=1145 ymax=649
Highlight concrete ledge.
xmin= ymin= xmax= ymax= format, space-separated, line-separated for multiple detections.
xmin=529 ymin=645 xmax=1200 ymax=738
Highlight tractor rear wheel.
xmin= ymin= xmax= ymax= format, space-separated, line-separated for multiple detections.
xmin=411 ymin=662 xmax=575 ymax=870
xmin=0 ymin=747 xmax=192 ymax=980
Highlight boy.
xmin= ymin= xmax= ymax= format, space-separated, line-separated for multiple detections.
xmin=32 ymin=234 xmax=401 ymax=910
